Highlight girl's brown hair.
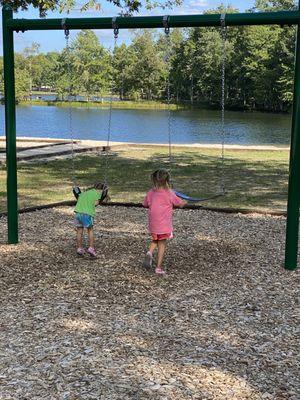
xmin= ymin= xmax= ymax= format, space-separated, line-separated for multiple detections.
xmin=151 ymin=169 xmax=171 ymax=189
xmin=94 ymin=182 xmax=105 ymax=190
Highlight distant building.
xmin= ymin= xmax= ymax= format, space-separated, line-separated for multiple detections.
xmin=32 ymin=85 xmax=53 ymax=92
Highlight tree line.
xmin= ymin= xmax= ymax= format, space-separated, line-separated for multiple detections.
xmin=0 ymin=1 xmax=296 ymax=112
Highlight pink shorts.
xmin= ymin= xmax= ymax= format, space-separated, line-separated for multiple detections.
xmin=151 ymin=232 xmax=173 ymax=241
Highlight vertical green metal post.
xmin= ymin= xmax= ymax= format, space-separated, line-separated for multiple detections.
xmin=2 ymin=6 xmax=18 ymax=244
xmin=284 ymin=2 xmax=300 ymax=270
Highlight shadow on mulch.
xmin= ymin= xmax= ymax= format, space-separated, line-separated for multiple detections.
xmin=0 ymin=149 xmax=290 ymax=213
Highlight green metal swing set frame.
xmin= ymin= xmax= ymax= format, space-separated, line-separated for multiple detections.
xmin=2 ymin=4 xmax=300 ymax=270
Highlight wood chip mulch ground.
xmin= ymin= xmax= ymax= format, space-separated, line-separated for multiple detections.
xmin=0 ymin=206 xmax=299 ymax=400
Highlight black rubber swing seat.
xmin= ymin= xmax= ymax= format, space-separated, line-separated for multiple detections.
xmin=73 ymin=186 xmax=81 ymax=199
xmin=174 ymin=190 xmax=224 ymax=203
xmin=100 ymin=184 xmax=109 ymax=202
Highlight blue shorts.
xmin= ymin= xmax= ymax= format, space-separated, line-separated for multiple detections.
xmin=74 ymin=213 xmax=94 ymax=228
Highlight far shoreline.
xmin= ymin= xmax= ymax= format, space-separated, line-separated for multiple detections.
xmin=14 ymin=98 xmax=292 ymax=114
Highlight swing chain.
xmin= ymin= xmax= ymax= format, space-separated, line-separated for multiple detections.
xmin=163 ymin=18 xmax=172 ymax=177
xmin=104 ymin=19 xmax=119 ymax=185
xmin=220 ymin=12 xmax=226 ymax=29
xmin=61 ymin=18 xmax=68 ymax=37
xmin=112 ymin=17 xmax=119 ymax=39
xmin=163 ymin=15 xmax=170 ymax=35
xmin=220 ymin=13 xmax=227 ymax=195
xmin=62 ymin=20 xmax=76 ymax=186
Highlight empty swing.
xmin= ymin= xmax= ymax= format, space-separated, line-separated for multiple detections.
xmin=62 ymin=21 xmax=109 ymax=203
xmin=163 ymin=15 xmax=227 ymax=203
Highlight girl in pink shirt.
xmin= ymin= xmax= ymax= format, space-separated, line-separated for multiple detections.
xmin=142 ymin=169 xmax=186 ymax=274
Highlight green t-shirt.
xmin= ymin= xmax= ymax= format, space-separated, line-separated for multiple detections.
xmin=74 ymin=188 xmax=101 ymax=217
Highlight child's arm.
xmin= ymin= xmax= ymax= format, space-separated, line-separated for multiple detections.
xmin=95 ymin=184 xmax=109 ymax=205
xmin=97 ymin=195 xmax=110 ymax=205
xmin=142 ymin=192 xmax=150 ymax=208
xmin=171 ymin=191 xmax=187 ymax=208
xmin=178 ymin=200 xmax=187 ymax=208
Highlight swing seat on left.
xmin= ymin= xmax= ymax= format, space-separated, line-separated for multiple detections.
xmin=73 ymin=186 xmax=81 ymax=200
xmin=100 ymin=184 xmax=109 ymax=203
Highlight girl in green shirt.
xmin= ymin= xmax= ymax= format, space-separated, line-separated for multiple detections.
xmin=74 ymin=182 xmax=107 ymax=257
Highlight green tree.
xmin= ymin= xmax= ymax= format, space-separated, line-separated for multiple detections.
xmin=39 ymin=52 xmax=60 ymax=90
xmin=112 ymin=43 xmax=136 ymax=99
xmin=157 ymin=29 xmax=184 ymax=102
xmin=270 ymin=26 xmax=296 ymax=109
xmin=14 ymin=54 xmax=31 ymax=101
xmin=1 ymin=0 xmax=182 ymax=17
xmin=6 ymin=1 xmax=297 ymax=112
xmin=55 ymin=47 xmax=75 ymax=99
xmin=23 ymin=43 xmax=41 ymax=93
xmin=128 ymin=30 xmax=166 ymax=100
xmin=71 ymin=30 xmax=111 ymax=99
xmin=253 ymin=0 xmax=297 ymax=11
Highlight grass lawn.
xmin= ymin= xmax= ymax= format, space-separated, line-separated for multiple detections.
xmin=0 ymin=146 xmax=290 ymax=213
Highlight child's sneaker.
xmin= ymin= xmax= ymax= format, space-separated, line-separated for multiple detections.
xmin=87 ymin=247 xmax=97 ymax=257
xmin=155 ymin=267 xmax=166 ymax=275
xmin=77 ymin=247 xmax=85 ymax=256
xmin=142 ymin=252 xmax=153 ymax=269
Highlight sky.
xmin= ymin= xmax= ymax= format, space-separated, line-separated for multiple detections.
xmin=3 ymin=0 xmax=256 ymax=53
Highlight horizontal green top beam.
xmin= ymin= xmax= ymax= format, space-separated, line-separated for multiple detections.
xmin=5 ymin=10 xmax=300 ymax=31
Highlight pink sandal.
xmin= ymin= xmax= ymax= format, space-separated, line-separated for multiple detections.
xmin=155 ymin=267 xmax=166 ymax=275
xmin=77 ymin=247 xmax=85 ymax=256
xmin=87 ymin=247 xmax=97 ymax=257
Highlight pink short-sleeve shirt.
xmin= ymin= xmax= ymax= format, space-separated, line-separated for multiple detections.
xmin=143 ymin=189 xmax=184 ymax=234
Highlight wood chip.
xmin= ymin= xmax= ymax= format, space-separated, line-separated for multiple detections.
xmin=0 ymin=206 xmax=299 ymax=399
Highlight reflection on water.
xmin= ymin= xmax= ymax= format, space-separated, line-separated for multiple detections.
xmin=0 ymin=105 xmax=292 ymax=145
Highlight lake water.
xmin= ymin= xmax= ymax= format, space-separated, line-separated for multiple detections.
xmin=0 ymin=105 xmax=292 ymax=145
